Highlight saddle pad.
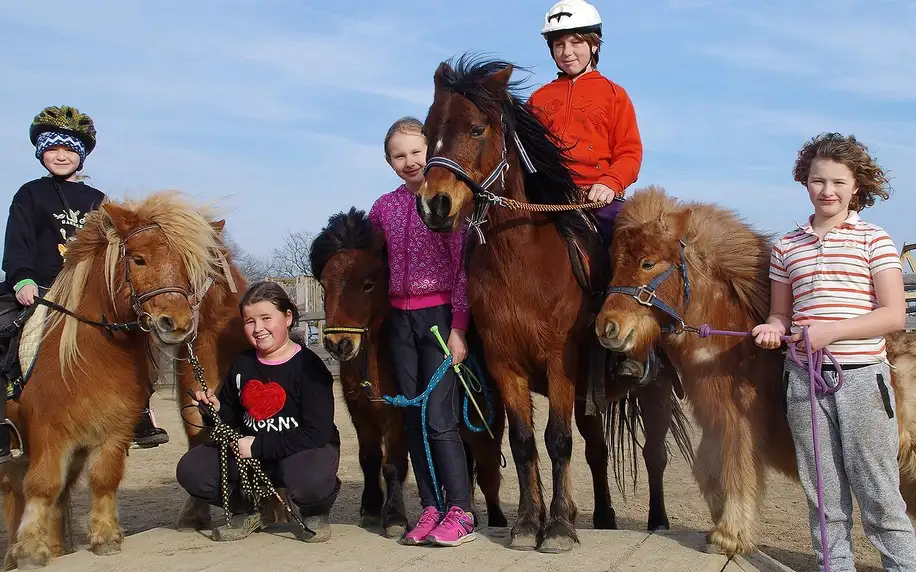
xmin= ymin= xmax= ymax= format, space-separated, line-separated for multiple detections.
xmin=18 ymin=302 xmax=49 ymax=382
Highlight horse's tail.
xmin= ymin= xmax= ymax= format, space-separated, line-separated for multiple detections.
xmin=605 ymin=382 xmax=695 ymax=498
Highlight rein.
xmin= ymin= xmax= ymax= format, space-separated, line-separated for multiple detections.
xmin=605 ymin=241 xmax=840 ymax=572
xmin=423 ymin=116 xmax=607 ymax=245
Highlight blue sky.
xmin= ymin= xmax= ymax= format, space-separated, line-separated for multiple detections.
xmin=1 ymin=0 xmax=915 ymax=262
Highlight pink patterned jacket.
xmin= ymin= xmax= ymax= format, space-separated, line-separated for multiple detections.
xmin=368 ymin=185 xmax=470 ymax=331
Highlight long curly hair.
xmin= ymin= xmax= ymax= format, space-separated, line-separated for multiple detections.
xmin=792 ymin=132 xmax=892 ymax=211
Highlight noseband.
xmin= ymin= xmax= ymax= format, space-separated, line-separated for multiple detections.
xmin=604 ymin=240 xmax=694 ymax=334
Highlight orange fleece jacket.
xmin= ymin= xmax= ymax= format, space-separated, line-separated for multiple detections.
xmin=527 ymin=71 xmax=643 ymax=196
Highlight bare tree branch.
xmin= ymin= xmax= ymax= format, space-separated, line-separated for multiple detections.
xmin=222 ymin=231 xmax=272 ymax=282
xmin=268 ymin=230 xmax=315 ymax=278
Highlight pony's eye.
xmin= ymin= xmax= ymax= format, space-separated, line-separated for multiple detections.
xmin=470 ymin=125 xmax=486 ymax=137
xmin=641 ymin=260 xmax=656 ymax=271
xmin=363 ymin=279 xmax=375 ymax=293
xmin=132 ymin=256 xmax=146 ymax=266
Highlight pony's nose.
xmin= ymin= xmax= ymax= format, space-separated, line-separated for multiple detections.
xmin=325 ymin=337 xmax=354 ymax=359
xmin=157 ymin=315 xmax=176 ymax=333
xmin=429 ymin=193 xmax=452 ymax=220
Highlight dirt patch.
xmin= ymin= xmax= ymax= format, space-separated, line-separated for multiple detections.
xmin=0 ymin=383 xmax=892 ymax=572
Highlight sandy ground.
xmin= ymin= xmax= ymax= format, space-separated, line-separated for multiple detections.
xmin=0 ymin=380 xmax=895 ymax=572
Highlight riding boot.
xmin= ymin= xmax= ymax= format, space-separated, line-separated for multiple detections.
xmin=131 ymin=403 xmax=169 ymax=449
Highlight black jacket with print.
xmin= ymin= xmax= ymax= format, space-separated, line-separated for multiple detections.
xmin=216 ymin=344 xmax=341 ymax=462
xmin=2 ymin=177 xmax=106 ymax=289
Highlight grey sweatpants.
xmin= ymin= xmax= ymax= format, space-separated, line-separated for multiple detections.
xmin=785 ymin=359 xmax=916 ymax=572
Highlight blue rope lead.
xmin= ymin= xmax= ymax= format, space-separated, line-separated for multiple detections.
xmin=383 ymin=354 xmax=454 ymax=512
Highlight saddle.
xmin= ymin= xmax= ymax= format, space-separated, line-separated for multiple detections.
xmin=0 ymin=293 xmax=35 ymax=402
xmin=565 ymin=233 xmax=684 ymax=417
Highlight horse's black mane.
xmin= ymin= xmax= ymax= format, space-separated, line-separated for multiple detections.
xmin=309 ymin=207 xmax=378 ymax=280
xmin=433 ymin=53 xmax=602 ymax=261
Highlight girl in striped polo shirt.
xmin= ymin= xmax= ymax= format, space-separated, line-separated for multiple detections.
xmin=753 ymin=133 xmax=916 ymax=571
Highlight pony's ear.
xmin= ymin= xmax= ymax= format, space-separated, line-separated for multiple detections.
xmin=102 ymin=203 xmax=140 ymax=238
xmin=671 ymin=208 xmax=693 ymax=239
xmin=485 ymin=65 xmax=514 ymax=94
xmin=211 ymin=219 xmax=226 ymax=235
xmin=433 ymin=62 xmax=451 ymax=88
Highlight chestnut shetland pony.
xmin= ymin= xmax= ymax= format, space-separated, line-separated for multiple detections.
xmin=415 ymin=56 xmax=691 ymax=552
xmin=309 ymin=207 xmax=508 ymax=534
xmin=597 ymin=186 xmax=916 ymax=555
xmin=0 ymin=191 xmax=247 ymax=569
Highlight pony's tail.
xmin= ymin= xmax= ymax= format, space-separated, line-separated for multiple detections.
xmin=605 ymin=383 xmax=695 ymax=498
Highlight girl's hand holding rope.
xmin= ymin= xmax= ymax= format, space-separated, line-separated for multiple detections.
xmin=191 ymin=389 xmax=220 ymax=411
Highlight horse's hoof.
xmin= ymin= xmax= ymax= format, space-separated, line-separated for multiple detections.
xmin=648 ymin=514 xmax=670 ymax=532
xmin=706 ymin=526 xmax=755 ymax=556
xmin=358 ymin=514 xmax=381 ymax=529
xmin=508 ymin=517 xmax=541 ymax=551
xmin=384 ymin=524 xmax=407 ymax=539
xmin=11 ymin=540 xmax=50 ymax=570
xmin=593 ymin=506 xmax=617 ymax=530
xmin=91 ymin=541 xmax=122 ymax=556
xmin=538 ymin=518 xmax=578 ymax=554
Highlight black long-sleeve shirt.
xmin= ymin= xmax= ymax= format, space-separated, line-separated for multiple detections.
xmin=2 ymin=177 xmax=106 ymax=289
xmin=217 ymin=344 xmax=340 ymax=462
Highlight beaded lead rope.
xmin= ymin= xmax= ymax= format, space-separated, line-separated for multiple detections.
xmin=186 ymin=343 xmax=314 ymax=536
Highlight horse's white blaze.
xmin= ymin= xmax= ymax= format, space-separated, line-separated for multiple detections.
xmin=434 ymin=138 xmax=443 ymax=153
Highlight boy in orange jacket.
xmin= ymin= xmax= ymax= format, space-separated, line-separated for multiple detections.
xmin=527 ymin=0 xmax=643 ymax=246
xmin=529 ymin=1 xmax=650 ymax=384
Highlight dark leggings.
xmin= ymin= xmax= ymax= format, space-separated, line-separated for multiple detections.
xmin=388 ymin=304 xmax=471 ymax=512
xmin=592 ymin=198 xmax=625 ymax=245
xmin=176 ymin=441 xmax=341 ymax=517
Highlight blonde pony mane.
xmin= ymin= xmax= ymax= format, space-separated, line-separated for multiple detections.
xmin=45 ymin=190 xmax=226 ymax=374
xmin=616 ymin=186 xmax=774 ymax=323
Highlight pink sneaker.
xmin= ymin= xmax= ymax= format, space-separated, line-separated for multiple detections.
xmin=401 ymin=506 xmax=441 ymax=545
xmin=425 ymin=506 xmax=476 ymax=547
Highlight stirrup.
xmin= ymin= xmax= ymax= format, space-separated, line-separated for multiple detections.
xmin=0 ymin=418 xmax=24 ymax=464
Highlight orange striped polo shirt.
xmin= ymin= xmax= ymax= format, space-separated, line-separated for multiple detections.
xmin=769 ymin=211 xmax=902 ymax=364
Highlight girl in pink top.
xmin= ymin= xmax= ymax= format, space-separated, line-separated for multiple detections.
xmin=368 ymin=117 xmax=476 ymax=547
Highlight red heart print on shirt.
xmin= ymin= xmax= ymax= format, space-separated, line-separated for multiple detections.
xmin=240 ymin=379 xmax=287 ymax=421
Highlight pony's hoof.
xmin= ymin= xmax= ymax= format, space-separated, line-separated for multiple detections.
xmin=384 ymin=523 xmax=407 ymax=539
xmin=176 ymin=515 xmax=209 ymax=532
xmin=90 ymin=540 xmax=122 ymax=556
xmin=648 ymin=513 xmax=670 ymax=531
xmin=89 ymin=528 xmax=124 ymax=556
xmin=358 ymin=514 xmax=381 ymax=529
xmin=706 ymin=526 xmax=755 ymax=556
xmin=538 ymin=518 xmax=578 ymax=554
xmin=593 ymin=506 xmax=617 ymax=530
xmin=508 ymin=517 xmax=541 ymax=551
xmin=11 ymin=541 xmax=50 ymax=570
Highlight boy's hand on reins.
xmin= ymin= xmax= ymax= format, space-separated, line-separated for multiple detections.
xmin=15 ymin=284 xmax=38 ymax=306
xmin=587 ymin=183 xmax=615 ymax=203
xmin=191 ymin=389 xmax=220 ymax=412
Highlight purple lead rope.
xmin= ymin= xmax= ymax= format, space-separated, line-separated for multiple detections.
xmin=697 ymin=324 xmax=842 ymax=572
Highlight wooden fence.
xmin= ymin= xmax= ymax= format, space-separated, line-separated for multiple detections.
xmin=265 ymin=275 xmax=337 ymax=376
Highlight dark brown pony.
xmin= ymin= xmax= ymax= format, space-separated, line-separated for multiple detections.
xmin=0 ymin=191 xmax=242 ymax=569
xmin=414 ymin=56 xmax=691 ymax=552
xmin=309 ymin=207 xmax=507 ymax=533
xmin=597 ymin=186 xmax=916 ymax=555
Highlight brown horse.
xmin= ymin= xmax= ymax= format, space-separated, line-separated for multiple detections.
xmin=596 ymin=185 xmax=916 ymax=555
xmin=309 ymin=207 xmax=507 ymax=534
xmin=0 ymin=191 xmax=241 ymax=569
xmin=414 ymin=56 xmax=691 ymax=552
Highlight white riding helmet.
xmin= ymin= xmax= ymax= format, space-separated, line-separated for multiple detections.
xmin=541 ymin=0 xmax=602 ymax=37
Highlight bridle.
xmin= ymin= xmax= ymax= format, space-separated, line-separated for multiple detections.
xmin=120 ymin=224 xmax=212 ymax=333
xmin=604 ymin=240 xmax=695 ymax=334
xmin=322 ymin=324 xmax=374 ymax=398
xmin=423 ymin=115 xmax=537 ymax=245
xmin=35 ymin=223 xmax=217 ymax=338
